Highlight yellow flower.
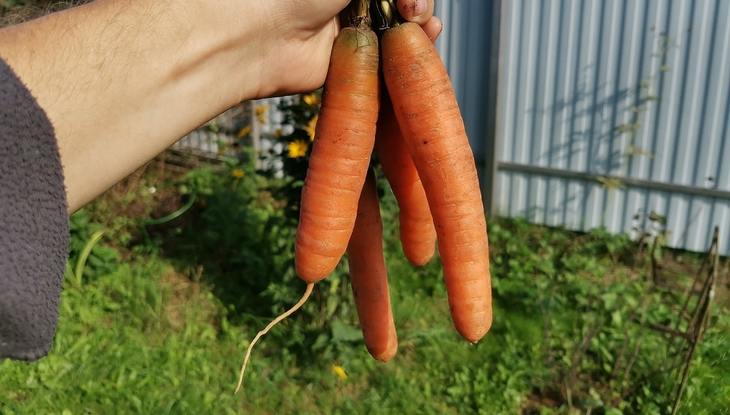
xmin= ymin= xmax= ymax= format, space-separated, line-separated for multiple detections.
xmin=237 ymin=125 xmax=252 ymax=139
xmin=302 ymin=93 xmax=321 ymax=107
xmin=305 ymin=115 xmax=319 ymax=141
xmin=231 ymin=168 xmax=245 ymax=179
xmin=331 ymin=364 xmax=347 ymax=381
xmin=255 ymin=105 xmax=268 ymax=124
xmin=287 ymin=139 xmax=309 ymax=159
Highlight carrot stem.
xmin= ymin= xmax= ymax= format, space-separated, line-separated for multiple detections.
xmin=373 ymin=0 xmax=401 ymax=30
xmin=344 ymin=0 xmax=372 ymax=28
xmin=234 ymin=283 xmax=315 ymax=394
xmin=358 ymin=0 xmax=371 ymax=21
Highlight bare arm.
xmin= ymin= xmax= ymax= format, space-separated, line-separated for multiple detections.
xmin=0 ymin=0 xmax=438 ymax=212
xmin=0 ymin=0 xmax=280 ymax=210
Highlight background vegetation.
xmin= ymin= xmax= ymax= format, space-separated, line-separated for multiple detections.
xmin=0 ymin=152 xmax=727 ymax=414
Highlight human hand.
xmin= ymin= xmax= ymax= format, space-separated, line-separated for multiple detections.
xmin=0 ymin=0 xmax=441 ymax=212
xmin=252 ymin=0 xmax=442 ymax=98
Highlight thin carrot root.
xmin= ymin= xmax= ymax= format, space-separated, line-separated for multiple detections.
xmin=234 ymin=283 xmax=315 ymax=394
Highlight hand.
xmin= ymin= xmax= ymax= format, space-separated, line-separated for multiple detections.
xmin=254 ymin=0 xmax=442 ymax=98
xmin=0 ymin=0 xmax=442 ymax=212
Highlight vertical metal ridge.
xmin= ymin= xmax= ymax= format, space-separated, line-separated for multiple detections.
xmin=491 ymin=0 xmax=729 ymax=253
xmin=689 ymin=0 xmax=720 ymax=188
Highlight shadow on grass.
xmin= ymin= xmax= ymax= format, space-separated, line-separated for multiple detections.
xmin=144 ymin=184 xmax=299 ymax=325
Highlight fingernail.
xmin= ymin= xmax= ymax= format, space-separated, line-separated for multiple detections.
xmin=413 ymin=0 xmax=427 ymax=17
xmin=401 ymin=0 xmax=426 ymax=18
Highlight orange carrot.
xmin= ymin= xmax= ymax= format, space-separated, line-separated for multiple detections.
xmin=376 ymin=95 xmax=436 ymax=266
xmin=347 ymin=170 xmax=398 ymax=361
xmin=382 ymin=22 xmax=492 ymax=343
xmin=296 ymin=27 xmax=380 ymax=283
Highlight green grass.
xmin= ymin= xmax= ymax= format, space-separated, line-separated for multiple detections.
xmin=0 ymin=256 xmax=525 ymax=414
xmin=0 ymin=167 xmax=727 ymax=415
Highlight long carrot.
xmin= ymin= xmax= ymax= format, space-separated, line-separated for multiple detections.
xmin=376 ymin=95 xmax=436 ymax=266
xmin=347 ymin=170 xmax=398 ymax=361
xmin=295 ymin=25 xmax=380 ymax=283
xmin=382 ymin=22 xmax=492 ymax=343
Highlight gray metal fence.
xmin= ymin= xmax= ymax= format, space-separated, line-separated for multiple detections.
xmin=173 ymin=98 xmax=287 ymax=163
xmin=486 ymin=0 xmax=729 ymax=254
xmin=173 ymin=0 xmax=729 ymax=254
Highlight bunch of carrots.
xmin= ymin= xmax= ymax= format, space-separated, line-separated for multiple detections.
xmin=236 ymin=0 xmax=491 ymax=393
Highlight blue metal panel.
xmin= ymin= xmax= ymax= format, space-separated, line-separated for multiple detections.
xmin=494 ymin=0 xmax=730 ymax=254
xmin=435 ymin=0 xmax=495 ymax=160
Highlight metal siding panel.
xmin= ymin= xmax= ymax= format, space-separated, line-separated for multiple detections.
xmin=599 ymin=0 xmax=625 ymax=231
xmin=621 ymin=0 xmax=653 ymax=233
xmin=513 ymin=173 xmax=528 ymax=218
xmin=498 ymin=173 xmax=511 ymax=213
xmin=718 ymin=202 xmax=730 ymax=254
xmin=626 ymin=188 xmax=647 ymax=238
xmin=689 ymin=0 xmax=721 ymax=189
xmin=466 ymin=1 xmax=492 ymax=159
xmin=538 ymin=1 xmax=561 ymax=168
xmin=543 ymin=1 xmax=570 ymax=223
xmin=672 ymin=2 xmax=700 ymax=188
xmin=435 ymin=1 xmax=449 ymax=57
xmin=700 ymin=0 xmax=730 ymax=191
xmin=689 ymin=198 xmax=712 ymax=250
xmin=658 ymin=0 xmax=692 ymax=185
xmin=545 ymin=177 xmax=562 ymax=226
xmin=493 ymin=0 xmax=729 ymax=254
xmin=601 ymin=0 xmax=624 ymax=231
xmin=526 ymin=1 xmax=549 ymax=221
xmin=636 ymin=0 xmax=667 ymax=183
xmin=499 ymin=0 xmax=518 ymax=164
xmin=719 ymin=93 xmax=730 ymax=191
xmin=436 ymin=1 xmax=493 ymax=160
xmin=712 ymin=10 xmax=730 ymax=192
xmin=565 ymin=181 xmax=584 ymax=229
xmin=515 ymin=1 xmax=535 ymax=165
xmin=607 ymin=188 xmax=624 ymax=233
xmin=579 ymin=0 xmax=603 ymax=230
xmin=533 ymin=176 xmax=548 ymax=223
xmin=550 ymin=0 xmax=578 ymax=170
xmin=667 ymin=194 xmax=690 ymax=250
xmin=618 ymin=0 xmax=646 ymax=179
xmin=555 ymin=1 xmax=584 ymax=228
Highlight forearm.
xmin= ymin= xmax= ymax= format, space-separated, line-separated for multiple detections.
xmin=0 ymin=0 xmax=267 ymax=211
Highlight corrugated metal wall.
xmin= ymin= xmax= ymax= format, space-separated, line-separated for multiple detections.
xmin=435 ymin=0 xmax=498 ymax=160
xmin=493 ymin=0 xmax=730 ymax=254
xmin=206 ymin=1 xmax=728 ymax=255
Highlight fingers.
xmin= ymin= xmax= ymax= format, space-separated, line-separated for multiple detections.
xmin=397 ymin=0 xmax=434 ymax=26
xmin=422 ymin=16 xmax=442 ymax=43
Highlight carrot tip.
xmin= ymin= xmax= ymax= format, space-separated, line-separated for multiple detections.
xmin=369 ymin=343 xmax=398 ymax=362
xmin=295 ymin=258 xmax=334 ymax=283
xmin=456 ymin=318 xmax=492 ymax=344
xmin=405 ymin=254 xmax=434 ymax=267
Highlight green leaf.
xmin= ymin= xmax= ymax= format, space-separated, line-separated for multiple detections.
xmin=330 ymin=320 xmax=362 ymax=343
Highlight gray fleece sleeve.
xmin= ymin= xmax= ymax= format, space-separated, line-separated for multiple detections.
xmin=0 ymin=58 xmax=69 ymax=361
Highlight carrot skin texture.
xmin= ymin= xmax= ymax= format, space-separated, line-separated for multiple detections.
xmin=347 ymin=172 xmax=398 ymax=362
xmin=382 ymin=23 xmax=492 ymax=342
xmin=296 ymin=28 xmax=380 ymax=283
xmin=376 ymin=97 xmax=436 ymax=266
